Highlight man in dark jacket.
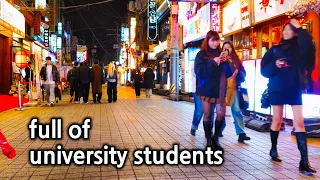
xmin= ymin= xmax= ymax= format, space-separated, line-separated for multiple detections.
xmin=67 ymin=61 xmax=79 ymax=103
xmin=77 ymin=61 xmax=91 ymax=104
xmin=40 ymin=57 xmax=60 ymax=106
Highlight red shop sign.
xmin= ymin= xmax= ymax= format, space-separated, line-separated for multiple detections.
xmin=33 ymin=15 xmax=41 ymax=36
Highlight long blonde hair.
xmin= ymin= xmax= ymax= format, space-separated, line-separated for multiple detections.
xmin=107 ymin=61 xmax=115 ymax=77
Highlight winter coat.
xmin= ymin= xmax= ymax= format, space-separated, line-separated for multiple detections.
xmin=194 ymin=48 xmax=232 ymax=98
xmin=132 ymin=74 xmax=142 ymax=86
xmin=77 ymin=65 xmax=91 ymax=84
xmin=91 ymin=64 xmax=103 ymax=93
xmin=261 ymin=28 xmax=315 ymax=94
xmin=144 ymin=69 xmax=155 ymax=89
xmin=40 ymin=64 xmax=60 ymax=82
xmin=67 ymin=67 xmax=77 ymax=88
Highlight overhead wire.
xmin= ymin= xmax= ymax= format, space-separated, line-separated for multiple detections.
xmin=60 ymin=0 xmax=113 ymax=9
xmin=70 ymin=0 xmax=111 ymax=56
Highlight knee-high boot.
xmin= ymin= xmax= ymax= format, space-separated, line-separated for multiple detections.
xmin=270 ymin=130 xmax=281 ymax=162
xmin=0 ymin=131 xmax=16 ymax=159
xmin=203 ymin=121 xmax=212 ymax=146
xmin=212 ymin=120 xmax=223 ymax=150
xmin=296 ymin=132 xmax=316 ymax=173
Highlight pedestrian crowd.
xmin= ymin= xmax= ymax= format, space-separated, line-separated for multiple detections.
xmin=0 ymin=19 xmax=317 ymax=174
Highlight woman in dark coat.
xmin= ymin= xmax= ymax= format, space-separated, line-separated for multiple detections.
xmin=133 ymin=70 xmax=143 ymax=97
xmin=194 ymin=30 xmax=231 ymax=149
xmin=92 ymin=60 xmax=104 ymax=104
xmin=144 ymin=67 xmax=155 ymax=97
xmin=261 ymin=19 xmax=316 ymax=173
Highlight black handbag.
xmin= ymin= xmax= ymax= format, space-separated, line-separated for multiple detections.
xmin=238 ymin=87 xmax=249 ymax=110
xmin=261 ymin=88 xmax=270 ymax=109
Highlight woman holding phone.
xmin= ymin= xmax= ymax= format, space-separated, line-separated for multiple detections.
xmin=261 ymin=19 xmax=316 ymax=173
xmin=194 ymin=30 xmax=231 ymax=149
xmin=220 ymin=41 xmax=251 ymax=143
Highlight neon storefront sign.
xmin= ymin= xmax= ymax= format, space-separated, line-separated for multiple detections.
xmin=254 ymin=0 xmax=296 ymax=23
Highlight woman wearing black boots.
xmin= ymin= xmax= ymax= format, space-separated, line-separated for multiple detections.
xmin=194 ymin=31 xmax=231 ymax=149
xmin=261 ymin=19 xmax=316 ymax=173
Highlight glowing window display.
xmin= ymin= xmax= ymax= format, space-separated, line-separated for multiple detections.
xmin=184 ymin=48 xmax=200 ymax=93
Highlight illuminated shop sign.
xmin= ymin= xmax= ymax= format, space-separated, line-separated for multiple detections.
xmin=183 ymin=3 xmax=211 ymax=44
xmin=58 ymin=22 xmax=63 ymax=35
xmin=44 ymin=29 xmax=49 ymax=48
xmin=35 ymin=0 xmax=46 ymax=9
xmin=211 ymin=4 xmax=221 ymax=32
xmin=222 ymin=0 xmax=241 ymax=35
xmin=130 ymin=17 xmax=136 ymax=49
xmin=241 ymin=0 xmax=250 ymax=28
xmin=121 ymin=27 xmax=129 ymax=42
xmin=254 ymin=0 xmax=297 ymax=23
xmin=77 ymin=45 xmax=88 ymax=62
xmin=148 ymin=0 xmax=157 ymax=41
xmin=50 ymin=34 xmax=57 ymax=52
xmin=57 ymin=37 xmax=62 ymax=49
xmin=0 ymin=0 xmax=25 ymax=38
xmin=154 ymin=40 xmax=168 ymax=54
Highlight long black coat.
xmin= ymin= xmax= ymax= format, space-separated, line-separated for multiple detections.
xmin=144 ymin=69 xmax=155 ymax=89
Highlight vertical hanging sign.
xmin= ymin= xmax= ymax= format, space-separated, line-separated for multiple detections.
xmin=44 ymin=28 xmax=49 ymax=48
xmin=147 ymin=0 xmax=157 ymax=41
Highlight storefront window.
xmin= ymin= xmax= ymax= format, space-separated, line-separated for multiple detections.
xmin=272 ymin=23 xmax=281 ymax=46
xmin=233 ymin=29 xmax=253 ymax=60
xmin=261 ymin=26 xmax=270 ymax=57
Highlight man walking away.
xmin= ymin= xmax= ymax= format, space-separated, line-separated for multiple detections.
xmin=67 ymin=61 xmax=79 ymax=103
xmin=133 ymin=70 xmax=142 ymax=97
xmin=92 ymin=60 xmax=104 ymax=103
xmin=77 ymin=61 xmax=91 ymax=104
xmin=40 ymin=57 xmax=60 ymax=106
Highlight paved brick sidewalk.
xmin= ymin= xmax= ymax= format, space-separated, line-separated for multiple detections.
xmin=0 ymin=86 xmax=319 ymax=180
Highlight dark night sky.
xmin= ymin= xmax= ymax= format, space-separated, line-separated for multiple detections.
xmin=63 ymin=0 xmax=129 ymax=63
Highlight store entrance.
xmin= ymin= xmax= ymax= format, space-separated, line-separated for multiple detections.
xmin=0 ymin=35 xmax=10 ymax=94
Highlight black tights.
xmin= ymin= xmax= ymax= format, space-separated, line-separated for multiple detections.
xmin=202 ymin=101 xmax=226 ymax=121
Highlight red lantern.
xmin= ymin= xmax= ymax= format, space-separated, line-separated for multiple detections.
xmin=15 ymin=50 xmax=29 ymax=69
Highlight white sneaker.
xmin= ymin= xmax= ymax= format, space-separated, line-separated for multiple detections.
xmin=74 ymin=101 xmax=79 ymax=104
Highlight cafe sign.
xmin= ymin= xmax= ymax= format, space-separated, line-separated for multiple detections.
xmin=147 ymin=0 xmax=157 ymax=41
xmin=241 ymin=0 xmax=250 ymax=28
xmin=254 ymin=0 xmax=297 ymax=23
xmin=0 ymin=0 xmax=25 ymax=38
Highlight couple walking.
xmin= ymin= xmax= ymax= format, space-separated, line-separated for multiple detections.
xmin=132 ymin=67 xmax=155 ymax=97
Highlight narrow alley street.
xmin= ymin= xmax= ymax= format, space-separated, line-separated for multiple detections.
xmin=0 ymin=86 xmax=319 ymax=180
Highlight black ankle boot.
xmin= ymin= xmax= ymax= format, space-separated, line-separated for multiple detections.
xmin=296 ymin=132 xmax=316 ymax=173
xmin=203 ymin=121 xmax=212 ymax=147
xmin=211 ymin=120 xmax=223 ymax=150
xmin=270 ymin=130 xmax=282 ymax=162
xmin=238 ymin=133 xmax=251 ymax=143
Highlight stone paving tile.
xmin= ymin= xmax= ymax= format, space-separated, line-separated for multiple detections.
xmin=0 ymin=86 xmax=319 ymax=180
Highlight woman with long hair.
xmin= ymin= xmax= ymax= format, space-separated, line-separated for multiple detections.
xmin=261 ymin=19 xmax=316 ymax=173
xmin=106 ymin=61 xmax=118 ymax=103
xmin=221 ymin=41 xmax=250 ymax=143
xmin=194 ymin=30 xmax=231 ymax=149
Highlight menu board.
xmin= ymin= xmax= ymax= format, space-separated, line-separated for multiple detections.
xmin=222 ymin=0 xmax=241 ymax=35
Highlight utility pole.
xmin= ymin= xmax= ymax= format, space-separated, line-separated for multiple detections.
xmin=169 ymin=2 xmax=180 ymax=101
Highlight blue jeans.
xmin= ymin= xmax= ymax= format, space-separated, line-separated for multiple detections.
xmin=191 ymin=93 xmax=215 ymax=130
xmin=221 ymin=91 xmax=245 ymax=135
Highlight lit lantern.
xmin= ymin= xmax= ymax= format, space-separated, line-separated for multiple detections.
xmin=15 ymin=50 xmax=29 ymax=69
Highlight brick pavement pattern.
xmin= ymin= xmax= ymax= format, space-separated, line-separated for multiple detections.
xmin=0 ymin=86 xmax=319 ymax=180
